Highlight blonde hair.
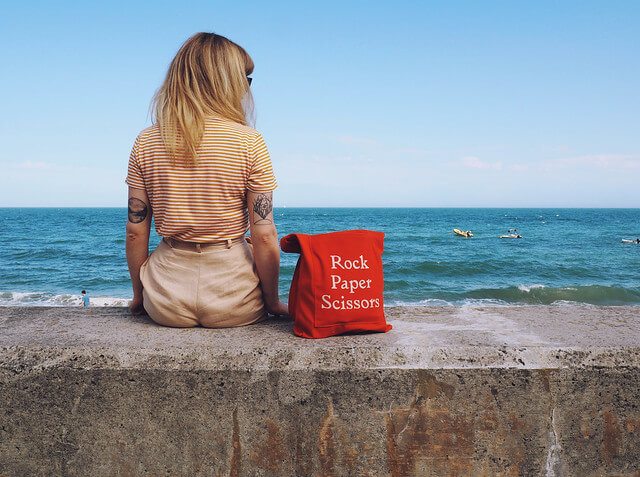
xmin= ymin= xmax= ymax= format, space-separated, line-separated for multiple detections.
xmin=151 ymin=32 xmax=255 ymax=163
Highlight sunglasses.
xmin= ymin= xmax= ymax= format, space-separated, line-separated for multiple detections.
xmin=247 ymin=77 xmax=253 ymax=86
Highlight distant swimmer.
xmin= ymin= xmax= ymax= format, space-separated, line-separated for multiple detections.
xmin=81 ymin=290 xmax=90 ymax=307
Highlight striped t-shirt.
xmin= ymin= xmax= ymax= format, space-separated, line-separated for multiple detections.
xmin=126 ymin=116 xmax=277 ymax=242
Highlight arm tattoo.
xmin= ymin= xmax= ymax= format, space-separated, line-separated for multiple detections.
xmin=253 ymin=193 xmax=273 ymax=224
xmin=128 ymin=198 xmax=148 ymax=223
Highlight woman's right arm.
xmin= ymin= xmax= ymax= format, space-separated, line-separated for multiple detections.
xmin=126 ymin=186 xmax=152 ymax=315
xmin=247 ymin=190 xmax=288 ymax=316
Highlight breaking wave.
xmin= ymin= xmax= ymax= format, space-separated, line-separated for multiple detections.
xmin=385 ymin=284 xmax=640 ymax=306
xmin=0 ymin=292 xmax=129 ymax=307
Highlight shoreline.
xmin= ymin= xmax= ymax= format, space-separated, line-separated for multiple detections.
xmin=3 ymin=300 xmax=640 ymax=307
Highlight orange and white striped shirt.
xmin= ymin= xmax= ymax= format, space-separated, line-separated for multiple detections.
xmin=126 ymin=116 xmax=277 ymax=242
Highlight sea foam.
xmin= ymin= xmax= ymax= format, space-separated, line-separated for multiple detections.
xmin=0 ymin=292 xmax=129 ymax=307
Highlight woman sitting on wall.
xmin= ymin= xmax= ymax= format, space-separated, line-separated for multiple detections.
xmin=125 ymin=32 xmax=288 ymax=327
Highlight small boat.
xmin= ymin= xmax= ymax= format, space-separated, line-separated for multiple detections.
xmin=454 ymin=229 xmax=473 ymax=237
xmin=500 ymin=234 xmax=522 ymax=239
xmin=622 ymin=239 xmax=639 ymax=244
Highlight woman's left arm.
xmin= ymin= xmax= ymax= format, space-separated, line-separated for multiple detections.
xmin=126 ymin=186 xmax=152 ymax=315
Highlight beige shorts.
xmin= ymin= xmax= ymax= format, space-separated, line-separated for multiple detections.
xmin=140 ymin=238 xmax=266 ymax=328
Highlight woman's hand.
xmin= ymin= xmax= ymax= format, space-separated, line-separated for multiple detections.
xmin=129 ymin=294 xmax=146 ymax=316
xmin=266 ymin=300 xmax=289 ymax=317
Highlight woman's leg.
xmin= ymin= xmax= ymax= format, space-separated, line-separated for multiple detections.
xmin=197 ymin=240 xmax=266 ymax=328
xmin=140 ymin=240 xmax=200 ymax=328
xmin=142 ymin=288 xmax=199 ymax=328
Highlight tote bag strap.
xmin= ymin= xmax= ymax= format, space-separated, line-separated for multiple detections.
xmin=280 ymin=233 xmax=304 ymax=254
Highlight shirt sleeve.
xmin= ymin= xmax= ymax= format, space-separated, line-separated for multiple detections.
xmin=247 ymin=133 xmax=278 ymax=192
xmin=125 ymin=135 xmax=146 ymax=190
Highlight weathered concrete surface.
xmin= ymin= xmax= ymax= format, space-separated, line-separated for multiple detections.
xmin=0 ymin=305 xmax=639 ymax=476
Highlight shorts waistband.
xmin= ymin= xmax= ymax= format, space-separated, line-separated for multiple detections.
xmin=163 ymin=237 xmax=244 ymax=253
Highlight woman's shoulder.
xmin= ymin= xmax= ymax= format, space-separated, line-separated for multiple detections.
xmin=136 ymin=124 xmax=161 ymax=142
xmin=206 ymin=116 xmax=262 ymax=140
xmin=131 ymin=125 xmax=162 ymax=154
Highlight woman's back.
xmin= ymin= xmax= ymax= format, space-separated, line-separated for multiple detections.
xmin=127 ymin=116 xmax=277 ymax=242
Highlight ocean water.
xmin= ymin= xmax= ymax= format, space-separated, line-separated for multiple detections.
xmin=0 ymin=208 xmax=638 ymax=307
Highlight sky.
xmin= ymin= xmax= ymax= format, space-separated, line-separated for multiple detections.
xmin=1 ymin=0 xmax=638 ymax=207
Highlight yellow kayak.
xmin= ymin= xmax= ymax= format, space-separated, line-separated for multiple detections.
xmin=454 ymin=229 xmax=473 ymax=237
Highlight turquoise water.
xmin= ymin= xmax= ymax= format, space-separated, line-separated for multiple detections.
xmin=0 ymin=208 xmax=638 ymax=306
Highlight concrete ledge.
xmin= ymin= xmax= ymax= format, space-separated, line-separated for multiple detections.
xmin=1 ymin=306 xmax=639 ymax=475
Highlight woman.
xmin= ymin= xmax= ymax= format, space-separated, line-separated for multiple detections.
xmin=125 ymin=32 xmax=288 ymax=327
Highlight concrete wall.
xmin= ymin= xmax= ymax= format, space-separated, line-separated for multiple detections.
xmin=1 ymin=306 xmax=639 ymax=476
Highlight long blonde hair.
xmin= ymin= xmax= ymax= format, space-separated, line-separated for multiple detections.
xmin=151 ymin=32 xmax=255 ymax=163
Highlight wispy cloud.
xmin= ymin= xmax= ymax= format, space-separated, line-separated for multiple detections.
xmin=460 ymin=156 xmax=503 ymax=171
xmin=393 ymin=146 xmax=434 ymax=155
xmin=540 ymin=154 xmax=640 ymax=171
xmin=331 ymin=135 xmax=382 ymax=148
xmin=11 ymin=160 xmax=57 ymax=170
xmin=310 ymin=154 xmax=373 ymax=163
xmin=328 ymin=135 xmax=434 ymax=157
xmin=537 ymin=144 xmax=573 ymax=154
xmin=507 ymin=164 xmax=530 ymax=172
xmin=9 ymin=161 xmax=118 ymax=174
xmin=459 ymin=144 xmax=507 ymax=153
xmin=455 ymin=153 xmax=639 ymax=174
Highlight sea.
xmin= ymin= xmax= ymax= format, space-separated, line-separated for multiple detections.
xmin=0 ymin=208 xmax=638 ymax=307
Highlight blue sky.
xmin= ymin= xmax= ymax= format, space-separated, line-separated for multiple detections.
xmin=1 ymin=0 xmax=638 ymax=207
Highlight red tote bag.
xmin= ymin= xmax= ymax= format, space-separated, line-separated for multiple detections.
xmin=280 ymin=229 xmax=392 ymax=339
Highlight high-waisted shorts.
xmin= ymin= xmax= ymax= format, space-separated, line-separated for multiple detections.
xmin=140 ymin=237 xmax=266 ymax=328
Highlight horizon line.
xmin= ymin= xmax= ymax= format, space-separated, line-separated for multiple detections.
xmin=1 ymin=206 xmax=638 ymax=210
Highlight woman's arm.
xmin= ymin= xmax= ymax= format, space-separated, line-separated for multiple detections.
xmin=126 ymin=186 xmax=152 ymax=315
xmin=247 ymin=190 xmax=288 ymax=316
